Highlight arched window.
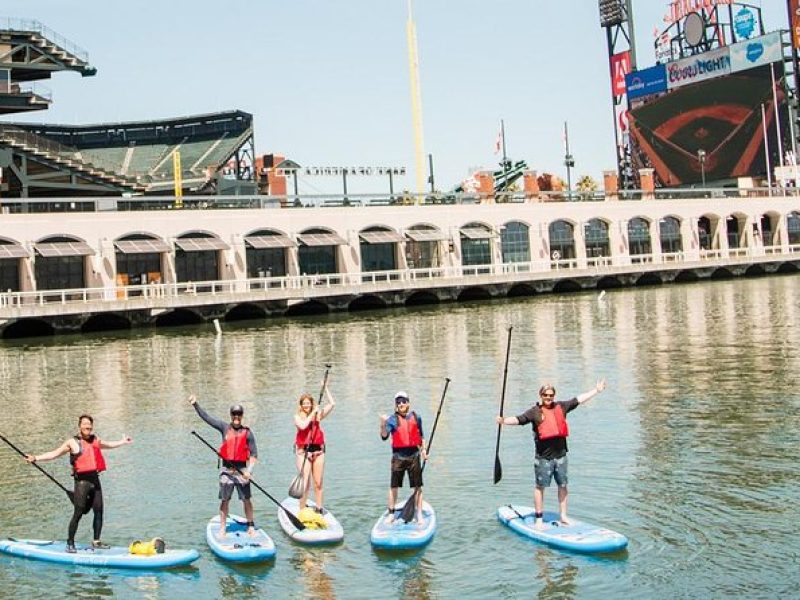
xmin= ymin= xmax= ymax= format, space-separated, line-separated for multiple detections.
xmin=114 ymin=233 xmax=168 ymax=286
xmin=34 ymin=236 xmax=93 ymax=290
xmin=788 ymin=212 xmax=800 ymax=245
xmin=628 ymin=218 xmax=651 ymax=256
xmin=659 ymin=216 xmax=682 ymax=254
xmin=584 ymin=219 xmax=610 ymax=257
xmin=0 ymin=238 xmax=26 ymax=292
xmin=244 ymin=229 xmax=292 ymax=278
xmin=359 ymin=226 xmax=401 ymax=273
xmin=174 ymin=232 xmax=228 ymax=282
xmin=405 ymin=225 xmax=445 ymax=270
xmin=297 ymin=228 xmax=345 ymax=275
xmin=460 ymin=223 xmax=494 ymax=267
xmin=548 ymin=221 xmax=575 ymax=260
xmin=500 ymin=221 xmax=530 ymax=263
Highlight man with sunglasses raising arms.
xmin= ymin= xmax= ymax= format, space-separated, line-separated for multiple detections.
xmin=496 ymin=379 xmax=606 ymax=529
xmin=189 ymin=395 xmax=258 ymax=537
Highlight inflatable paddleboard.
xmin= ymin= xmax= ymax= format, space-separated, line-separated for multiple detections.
xmin=206 ymin=514 xmax=276 ymax=562
xmin=277 ymin=497 xmax=344 ymax=544
xmin=0 ymin=538 xmax=199 ymax=569
xmin=497 ymin=504 xmax=628 ymax=554
xmin=370 ymin=500 xmax=436 ymax=550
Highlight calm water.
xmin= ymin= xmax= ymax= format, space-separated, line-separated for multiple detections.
xmin=0 ymin=276 xmax=798 ymax=599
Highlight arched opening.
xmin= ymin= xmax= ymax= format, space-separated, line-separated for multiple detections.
xmin=698 ymin=216 xmax=713 ymax=250
xmin=597 ymin=276 xmax=622 ymax=289
xmin=174 ymin=232 xmax=228 ymax=283
xmin=285 ymin=300 xmax=330 ymax=317
xmin=507 ymin=283 xmax=537 ymax=297
xmin=635 ymin=273 xmax=663 ymax=286
xmin=405 ymin=225 xmax=446 ymax=270
xmin=81 ymin=313 xmax=132 ymax=333
xmin=34 ymin=235 xmax=93 ymax=291
xmin=710 ymin=268 xmax=734 ymax=279
xmin=788 ymin=211 xmax=800 ymax=245
xmin=114 ymin=233 xmax=168 ymax=289
xmin=777 ymin=262 xmax=799 ymax=273
xmin=674 ymin=271 xmax=699 ymax=283
xmin=659 ymin=216 xmax=683 ymax=254
xmin=552 ymin=280 xmax=582 ymax=293
xmin=244 ymin=229 xmax=292 ymax=280
xmin=628 ymin=217 xmax=651 ymax=259
xmin=405 ymin=291 xmax=440 ymax=306
xmin=726 ymin=216 xmax=743 ymax=249
xmin=360 ymin=226 xmax=401 ymax=275
xmin=349 ymin=295 xmax=388 ymax=312
xmin=460 ymin=223 xmax=494 ymax=271
xmin=297 ymin=228 xmax=345 ymax=276
xmin=2 ymin=319 xmax=55 ymax=339
xmin=154 ymin=309 xmax=204 ymax=328
xmin=584 ymin=219 xmax=610 ymax=258
xmin=548 ymin=221 xmax=575 ymax=261
xmin=457 ymin=286 xmax=491 ymax=301
xmin=759 ymin=213 xmax=780 ymax=247
xmin=225 ymin=303 xmax=268 ymax=322
xmin=500 ymin=221 xmax=531 ymax=263
xmin=0 ymin=237 xmax=26 ymax=292
xmin=744 ymin=264 xmax=766 ymax=277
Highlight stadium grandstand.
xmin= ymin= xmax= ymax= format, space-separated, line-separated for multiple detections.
xmin=0 ymin=19 xmax=255 ymax=197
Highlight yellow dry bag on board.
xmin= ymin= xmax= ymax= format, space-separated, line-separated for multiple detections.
xmin=128 ymin=537 xmax=166 ymax=555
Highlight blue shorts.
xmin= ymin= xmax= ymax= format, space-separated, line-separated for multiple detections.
xmin=534 ymin=456 xmax=568 ymax=488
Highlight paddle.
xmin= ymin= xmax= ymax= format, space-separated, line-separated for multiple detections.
xmin=190 ymin=430 xmax=306 ymax=531
xmin=0 ymin=433 xmax=75 ymax=504
xmin=398 ymin=377 xmax=451 ymax=523
xmin=493 ymin=325 xmax=513 ymax=484
xmin=288 ymin=363 xmax=332 ymax=499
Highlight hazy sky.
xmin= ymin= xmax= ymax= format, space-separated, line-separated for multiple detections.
xmin=1 ymin=1 xmax=789 ymax=194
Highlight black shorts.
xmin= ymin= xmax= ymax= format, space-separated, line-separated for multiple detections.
xmin=391 ymin=454 xmax=423 ymax=488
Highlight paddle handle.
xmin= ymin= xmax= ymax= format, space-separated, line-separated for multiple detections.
xmin=0 ymin=433 xmax=73 ymax=496
xmin=420 ymin=377 xmax=450 ymax=474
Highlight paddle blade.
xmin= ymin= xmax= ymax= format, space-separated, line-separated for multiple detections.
xmin=284 ymin=507 xmax=306 ymax=531
xmin=67 ymin=490 xmax=75 ymax=505
xmin=399 ymin=491 xmax=417 ymax=523
xmin=287 ymin=473 xmax=304 ymax=499
xmin=493 ymin=455 xmax=502 ymax=484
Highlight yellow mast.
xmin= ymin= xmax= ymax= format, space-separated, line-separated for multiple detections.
xmin=172 ymin=149 xmax=183 ymax=208
xmin=406 ymin=0 xmax=426 ymax=199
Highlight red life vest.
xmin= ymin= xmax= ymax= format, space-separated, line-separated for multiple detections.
xmin=536 ymin=404 xmax=569 ymax=440
xmin=219 ymin=426 xmax=251 ymax=462
xmin=391 ymin=412 xmax=422 ymax=449
xmin=71 ymin=436 xmax=107 ymax=475
xmin=295 ymin=419 xmax=325 ymax=447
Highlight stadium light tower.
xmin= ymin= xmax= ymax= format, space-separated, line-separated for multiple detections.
xmin=599 ymin=0 xmax=636 ymax=188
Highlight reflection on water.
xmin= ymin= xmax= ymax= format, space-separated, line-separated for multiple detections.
xmin=534 ymin=548 xmax=578 ymax=600
xmin=0 ymin=276 xmax=798 ymax=597
xmin=291 ymin=547 xmax=337 ymax=600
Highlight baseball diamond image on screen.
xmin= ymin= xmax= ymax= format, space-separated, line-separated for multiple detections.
xmin=628 ymin=63 xmax=788 ymax=187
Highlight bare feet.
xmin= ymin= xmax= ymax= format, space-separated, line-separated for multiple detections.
xmin=247 ymin=527 xmax=257 ymax=537
xmin=559 ymin=516 xmax=573 ymax=526
xmin=534 ymin=519 xmax=545 ymax=530
xmin=218 ymin=528 xmax=227 ymax=538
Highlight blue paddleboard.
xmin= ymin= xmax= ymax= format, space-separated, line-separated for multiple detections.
xmin=497 ymin=504 xmax=628 ymax=554
xmin=277 ymin=497 xmax=344 ymax=545
xmin=205 ymin=514 xmax=276 ymax=562
xmin=0 ymin=538 xmax=199 ymax=569
xmin=370 ymin=501 xmax=436 ymax=550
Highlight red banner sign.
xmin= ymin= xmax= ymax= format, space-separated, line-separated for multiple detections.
xmin=610 ymin=51 xmax=631 ymax=97
xmin=792 ymin=0 xmax=800 ymax=50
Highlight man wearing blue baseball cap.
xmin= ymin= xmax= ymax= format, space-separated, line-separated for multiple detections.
xmin=380 ymin=391 xmax=427 ymax=523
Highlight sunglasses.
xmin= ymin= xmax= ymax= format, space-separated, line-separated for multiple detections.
xmin=541 ymin=393 xmax=555 ymax=398
xmin=395 ymin=399 xmax=409 ymax=405
xmin=231 ymin=412 xmax=243 ymax=417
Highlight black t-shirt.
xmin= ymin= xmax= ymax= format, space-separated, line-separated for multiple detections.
xmin=515 ymin=398 xmax=579 ymax=460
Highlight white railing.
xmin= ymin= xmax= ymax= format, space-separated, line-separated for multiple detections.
xmin=2 ymin=245 xmax=798 ymax=312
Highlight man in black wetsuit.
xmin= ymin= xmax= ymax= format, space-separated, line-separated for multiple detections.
xmin=25 ymin=414 xmax=132 ymax=553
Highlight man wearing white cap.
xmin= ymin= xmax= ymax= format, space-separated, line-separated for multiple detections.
xmin=380 ymin=391 xmax=427 ymax=522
